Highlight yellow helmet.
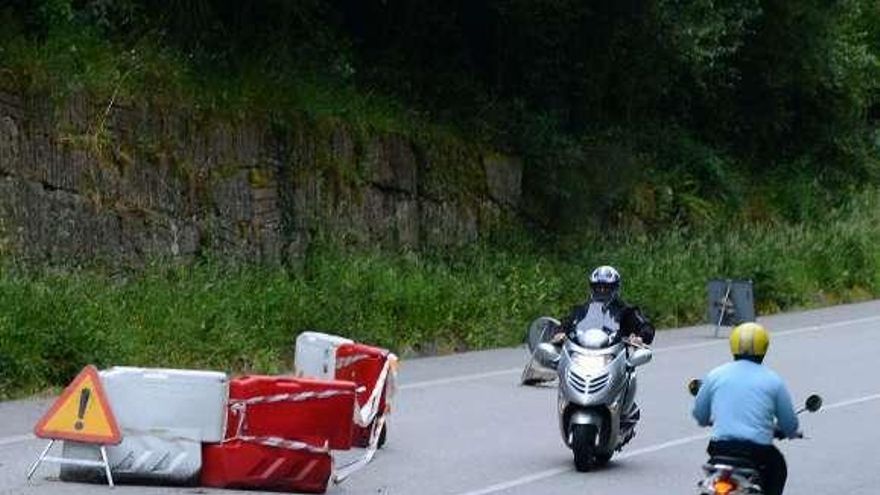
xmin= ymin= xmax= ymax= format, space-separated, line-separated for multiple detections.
xmin=729 ymin=322 xmax=770 ymax=360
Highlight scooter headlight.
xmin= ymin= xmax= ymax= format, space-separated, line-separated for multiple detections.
xmin=568 ymin=348 xmax=612 ymax=371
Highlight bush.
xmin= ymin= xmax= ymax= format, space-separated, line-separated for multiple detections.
xmin=3 ymin=191 xmax=879 ymax=398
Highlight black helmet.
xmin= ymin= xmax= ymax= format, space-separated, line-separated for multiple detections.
xmin=589 ymin=265 xmax=621 ymax=303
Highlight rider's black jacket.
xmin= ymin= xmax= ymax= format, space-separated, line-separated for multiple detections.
xmin=560 ymin=298 xmax=655 ymax=345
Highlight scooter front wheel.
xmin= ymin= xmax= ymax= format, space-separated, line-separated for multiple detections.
xmin=571 ymin=424 xmax=598 ymax=472
xmin=594 ymin=452 xmax=612 ymax=467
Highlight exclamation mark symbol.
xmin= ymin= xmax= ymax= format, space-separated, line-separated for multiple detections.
xmin=74 ymin=388 xmax=90 ymax=431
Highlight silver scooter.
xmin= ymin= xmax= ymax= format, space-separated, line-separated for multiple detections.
xmin=530 ymin=313 xmax=653 ymax=471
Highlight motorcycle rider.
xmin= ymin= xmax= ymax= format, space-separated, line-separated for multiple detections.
xmin=692 ymin=322 xmax=799 ymax=495
xmin=551 ymin=265 xmax=655 ymax=425
xmin=553 ymin=265 xmax=655 ymax=345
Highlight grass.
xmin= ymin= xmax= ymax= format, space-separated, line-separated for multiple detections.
xmin=2 ymin=191 xmax=879 ymax=399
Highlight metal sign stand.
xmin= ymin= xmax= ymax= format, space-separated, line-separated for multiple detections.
xmin=27 ymin=365 xmax=122 ymax=487
xmin=714 ymin=281 xmax=734 ymax=338
xmin=707 ymin=278 xmax=755 ymax=338
xmin=27 ymin=439 xmax=115 ymax=487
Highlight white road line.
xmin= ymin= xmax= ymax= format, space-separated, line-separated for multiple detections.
xmin=457 ymin=467 xmax=568 ymax=495
xmin=0 ymin=434 xmax=34 ymax=447
xmin=455 ymin=433 xmax=714 ymax=495
xmin=655 ymin=314 xmax=880 ymax=355
xmin=399 ymin=369 xmax=523 ymax=390
xmin=454 ymin=392 xmax=880 ymax=495
xmin=615 ymin=433 xmax=710 ymax=459
xmin=2 ymin=316 xmax=879 ymax=450
xmin=822 ymin=393 xmax=880 ymax=411
xmin=401 ymin=315 xmax=880 ymax=390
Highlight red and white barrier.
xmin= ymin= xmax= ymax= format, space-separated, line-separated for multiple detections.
xmin=335 ymin=343 xmax=397 ymax=446
xmin=294 ymin=332 xmax=399 ymax=483
xmin=202 ymin=439 xmax=333 ymax=494
xmin=43 ymin=334 xmax=397 ymax=493
xmin=200 ymin=375 xmax=358 ymax=493
xmin=225 ymin=376 xmax=357 ymax=450
xmin=295 ymin=334 xmax=398 ymax=432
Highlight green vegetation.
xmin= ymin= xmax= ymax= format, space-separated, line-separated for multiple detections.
xmin=3 ymin=1 xmax=879 ymax=227
xmin=0 ymin=1 xmax=430 ymax=135
xmin=3 ymin=192 xmax=879 ymax=398
xmin=2 ymin=2 xmax=880 ymax=397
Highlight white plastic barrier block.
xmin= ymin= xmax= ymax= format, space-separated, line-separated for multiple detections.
xmin=101 ymin=367 xmax=229 ymax=443
xmin=58 ymin=367 xmax=227 ymax=486
xmin=294 ymin=331 xmax=353 ymax=380
xmin=60 ymin=428 xmax=202 ymax=485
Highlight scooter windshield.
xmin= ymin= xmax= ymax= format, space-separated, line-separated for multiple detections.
xmin=573 ymin=302 xmax=620 ymax=346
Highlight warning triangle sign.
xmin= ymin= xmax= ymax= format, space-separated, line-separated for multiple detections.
xmin=33 ymin=365 xmax=122 ymax=445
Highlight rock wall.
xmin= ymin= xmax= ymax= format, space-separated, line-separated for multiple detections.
xmin=0 ymin=91 xmax=523 ymax=264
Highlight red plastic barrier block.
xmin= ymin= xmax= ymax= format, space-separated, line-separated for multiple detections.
xmin=202 ymin=440 xmax=332 ymax=494
xmin=335 ymin=343 xmax=388 ymax=408
xmin=228 ymin=376 xmax=357 ymax=450
xmin=336 ymin=344 xmax=392 ymax=448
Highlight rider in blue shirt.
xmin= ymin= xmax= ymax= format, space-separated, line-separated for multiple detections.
xmin=692 ymin=322 xmax=799 ymax=495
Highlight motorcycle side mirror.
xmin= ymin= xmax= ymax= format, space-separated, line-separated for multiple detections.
xmin=534 ymin=343 xmax=561 ymax=370
xmin=805 ymin=394 xmax=823 ymax=412
xmin=687 ymin=379 xmax=702 ymax=397
xmin=526 ymin=316 xmax=561 ymax=353
xmin=628 ymin=348 xmax=652 ymax=368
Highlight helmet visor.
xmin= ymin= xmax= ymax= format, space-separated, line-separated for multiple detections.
xmin=590 ymin=283 xmax=616 ymax=301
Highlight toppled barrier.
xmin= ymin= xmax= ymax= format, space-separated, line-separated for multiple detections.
xmin=31 ymin=332 xmax=398 ymax=494
xmin=202 ymin=439 xmax=334 ymax=493
xmin=295 ymin=332 xmax=399 ymax=481
xmin=202 ymin=375 xmax=358 ymax=492
xmin=60 ymin=367 xmax=229 ymax=485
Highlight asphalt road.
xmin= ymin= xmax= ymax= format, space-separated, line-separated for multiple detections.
xmin=2 ymin=300 xmax=879 ymax=494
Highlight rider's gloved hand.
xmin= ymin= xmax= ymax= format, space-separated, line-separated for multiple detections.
xmin=773 ymin=429 xmax=802 ymax=439
xmin=551 ymin=332 xmax=566 ymax=345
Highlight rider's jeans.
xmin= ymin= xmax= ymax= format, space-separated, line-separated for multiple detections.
xmin=708 ymin=440 xmax=787 ymax=495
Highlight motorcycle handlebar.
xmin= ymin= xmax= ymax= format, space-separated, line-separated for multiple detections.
xmin=624 ymin=338 xmax=650 ymax=349
xmin=774 ymin=429 xmax=804 ymax=440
